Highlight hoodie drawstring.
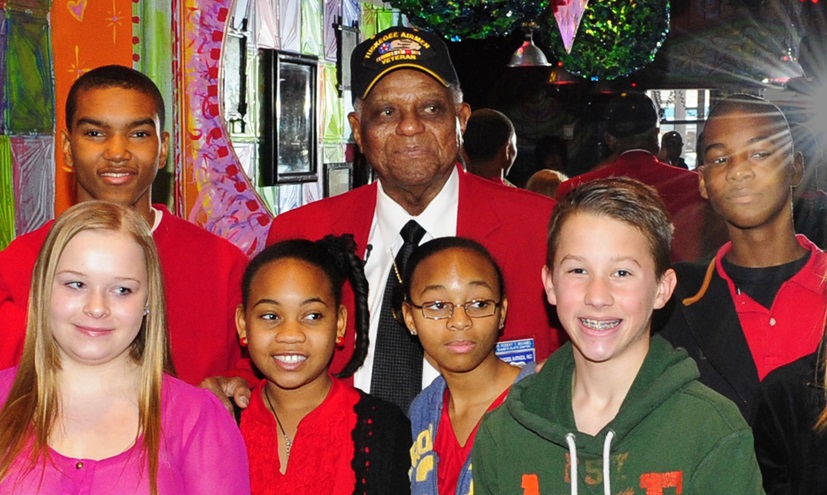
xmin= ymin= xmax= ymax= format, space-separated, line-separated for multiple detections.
xmin=602 ymin=430 xmax=615 ymax=495
xmin=565 ymin=430 xmax=615 ymax=495
xmin=565 ymin=433 xmax=578 ymax=495
xmin=682 ymin=257 xmax=716 ymax=305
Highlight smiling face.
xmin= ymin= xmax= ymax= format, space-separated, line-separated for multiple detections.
xmin=543 ymin=213 xmax=675 ymax=368
xmin=236 ymin=258 xmax=346 ymax=393
xmin=62 ymin=86 xmax=170 ymax=222
xmin=49 ymin=229 xmax=148 ymax=368
xmin=699 ymin=109 xmax=802 ymax=234
xmin=348 ymin=70 xmax=471 ymax=211
xmin=402 ymin=247 xmax=507 ymax=375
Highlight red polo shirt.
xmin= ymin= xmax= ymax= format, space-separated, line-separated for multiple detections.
xmin=717 ymin=235 xmax=827 ymax=380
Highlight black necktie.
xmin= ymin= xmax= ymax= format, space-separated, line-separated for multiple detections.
xmin=370 ymin=220 xmax=427 ymax=411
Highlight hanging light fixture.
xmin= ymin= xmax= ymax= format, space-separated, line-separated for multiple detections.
xmin=508 ymin=22 xmax=550 ymax=67
xmin=547 ymin=62 xmax=578 ymax=85
xmin=761 ymin=46 xmax=804 ymax=86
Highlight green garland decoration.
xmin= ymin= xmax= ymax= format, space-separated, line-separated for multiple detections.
xmin=390 ymin=0 xmax=549 ymax=41
xmin=541 ymin=0 xmax=670 ymax=81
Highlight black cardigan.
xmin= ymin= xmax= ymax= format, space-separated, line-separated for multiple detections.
xmin=657 ymin=259 xmax=760 ymax=420
xmin=352 ymin=391 xmax=412 ymax=495
xmin=752 ymin=353 xmax=827 ymax=495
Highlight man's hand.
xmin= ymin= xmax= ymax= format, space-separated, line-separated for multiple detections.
xmin=200 ymin=376 xmax=252 ymax=414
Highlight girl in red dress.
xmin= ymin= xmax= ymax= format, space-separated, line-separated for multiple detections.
xmin=237 ymin=235 xmax=411 ymax=495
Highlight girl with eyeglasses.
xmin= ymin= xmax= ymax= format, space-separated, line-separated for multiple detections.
xmin=401 ymin=237 xmax=533 ymax=495
xmin=236 ymin=235 xmax=411 ymax=494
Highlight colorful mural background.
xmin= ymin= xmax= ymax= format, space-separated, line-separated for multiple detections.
xmin=174 ymin=0 xmax=270 ymax=255
xmin=1 ymin=1 xmax=54 ymax=248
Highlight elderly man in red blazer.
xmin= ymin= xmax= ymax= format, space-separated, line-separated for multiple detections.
xmin=266 ymin=26 xmax=560 ymax=411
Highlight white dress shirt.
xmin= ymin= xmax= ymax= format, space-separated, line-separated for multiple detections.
xmin=353 ymin=167 xmax=460 ymax=394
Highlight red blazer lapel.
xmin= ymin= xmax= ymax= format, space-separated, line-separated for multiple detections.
xmin=456 ymin=166 xmax=502 ymax=242
xmin=336 ymin=184 xmax=378 ymax=259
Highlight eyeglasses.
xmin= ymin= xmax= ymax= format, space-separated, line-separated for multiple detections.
xmin=408 ymin=299 xmax=501 ymax=320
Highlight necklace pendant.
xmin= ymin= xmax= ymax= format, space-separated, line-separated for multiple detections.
xmin=263 ymin=386 xmax=294 ymax=460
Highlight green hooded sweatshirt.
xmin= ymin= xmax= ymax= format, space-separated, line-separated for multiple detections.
xmin=472 ymin=335 xmax=764 ymax=495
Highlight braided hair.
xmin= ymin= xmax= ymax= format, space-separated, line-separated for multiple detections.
xmin=241 ymin=234 xmax=369 ymax=378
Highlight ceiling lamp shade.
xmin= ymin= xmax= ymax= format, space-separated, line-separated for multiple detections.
xmin=508 ymin=23 xmax=551 ymax=67
xmin=548 ymin=63 xmax=579 ymax=84
xmin=762 ymin=47 xmax=804 ymax=86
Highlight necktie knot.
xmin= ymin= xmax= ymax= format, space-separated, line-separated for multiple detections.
xmin=400 ymin=220 xmax=426 ymax=246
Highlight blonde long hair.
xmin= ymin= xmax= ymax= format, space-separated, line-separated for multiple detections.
xmin=0 ymin=201 xmax=173 ymax=494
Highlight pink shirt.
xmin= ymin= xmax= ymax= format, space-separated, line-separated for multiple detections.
xmin=0 ymin=367 xmax=251 ymax=494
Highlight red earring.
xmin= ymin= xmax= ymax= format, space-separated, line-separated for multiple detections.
xmin=240 ymin=336 xmax=248 ymax=347
xmin=336 ymin=335 xmax=344 ymax=347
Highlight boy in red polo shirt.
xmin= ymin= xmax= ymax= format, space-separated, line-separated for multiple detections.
xmin=0 ymin=66 xmax=254 ymax=405
xmin=659 ymin=94 xmax=827 ymax=421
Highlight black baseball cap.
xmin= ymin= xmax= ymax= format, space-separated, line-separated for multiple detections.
xmin=662 ymin=130 xmax=683 ymax=145
xmin=604 ymin=92 xmax=660 ymax=137
xmin=350 ymin=26 xmax=460 ymax=101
